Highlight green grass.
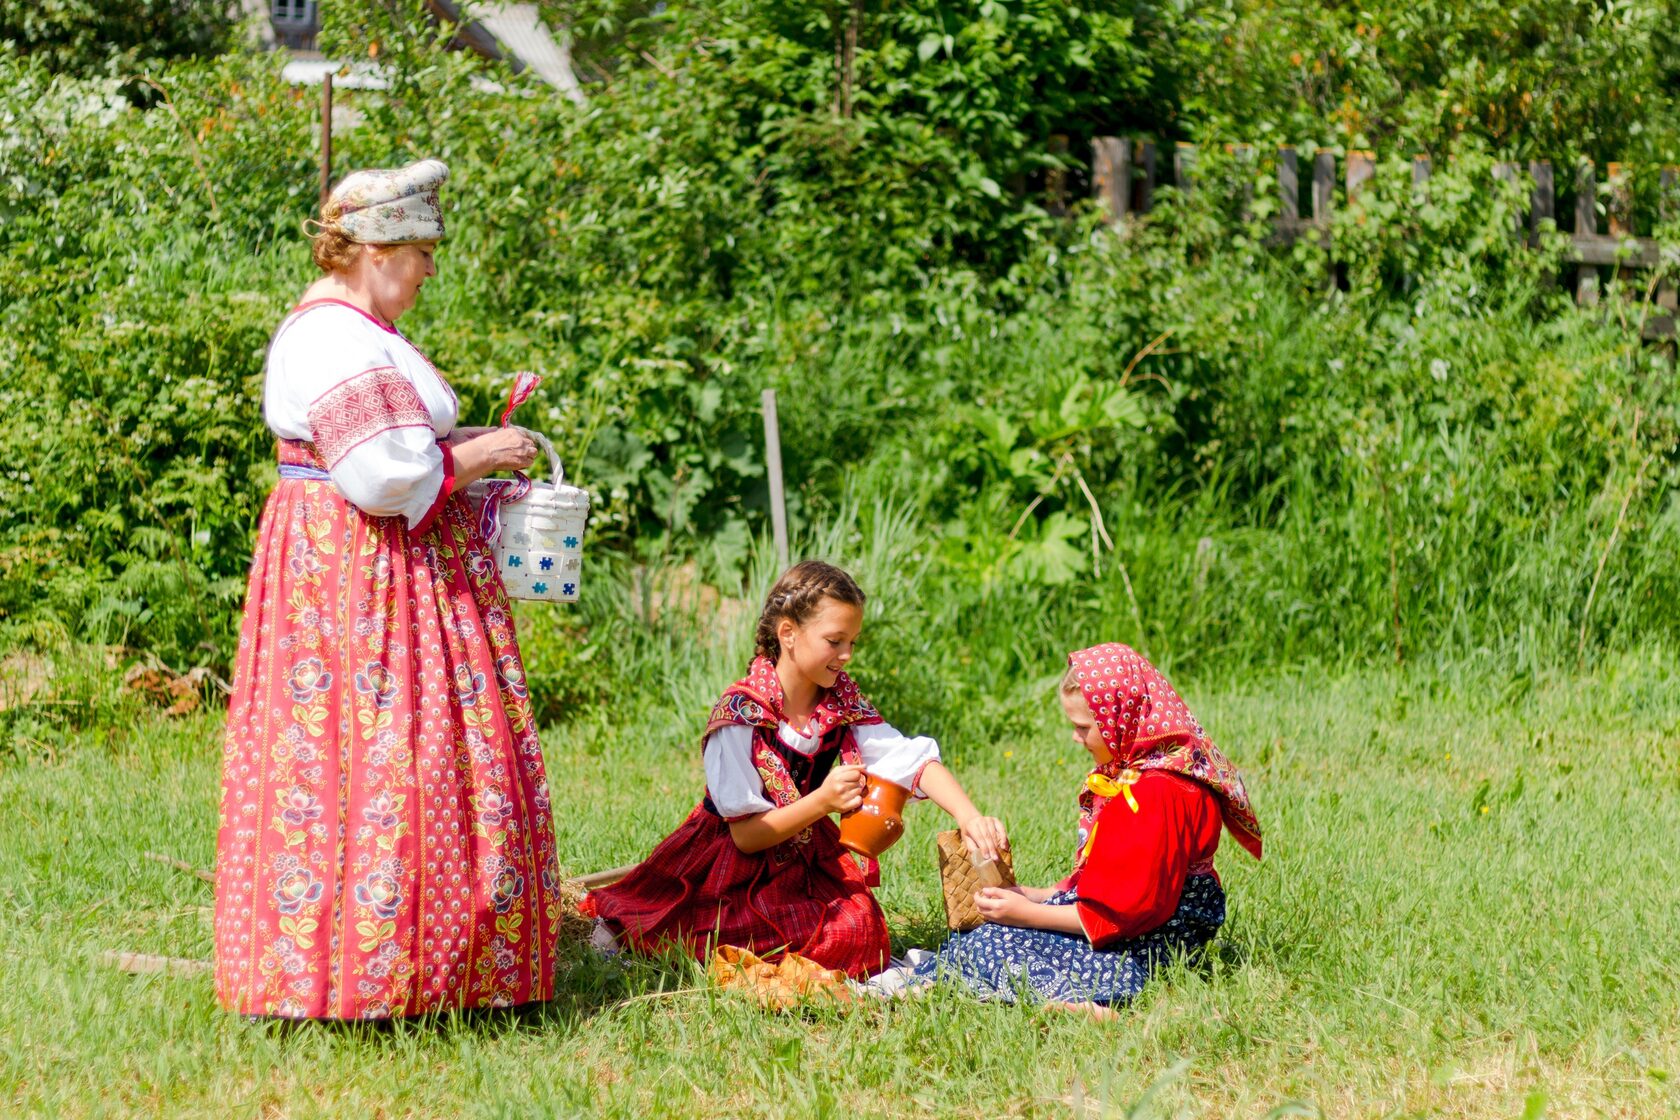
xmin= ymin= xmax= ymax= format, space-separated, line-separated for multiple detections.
xmin=3 ymin=651 xmax=1678 ymax=1118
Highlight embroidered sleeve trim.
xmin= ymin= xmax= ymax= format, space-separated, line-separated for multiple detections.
xmin=307 ymin=366 xmax=432 ymax=467
xmin=908 ymin=758 xmax=936 ymax=800
xmin=411 ymin=442 xmax=454 ymax=534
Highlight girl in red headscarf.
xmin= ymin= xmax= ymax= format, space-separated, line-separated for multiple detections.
xmin=910 ymin=642 xmax=1262 ymax=1006
xmin=585 ymin=561 xmax=1007 ymax=979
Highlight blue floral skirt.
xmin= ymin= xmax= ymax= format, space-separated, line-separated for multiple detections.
xmin=911 ymin=873 xmax=1225 ymax=1005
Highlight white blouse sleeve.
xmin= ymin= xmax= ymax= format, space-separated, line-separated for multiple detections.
xmin=855 ymin=722 xmax=941 ymax=798
xmin=702 ymin=726 xmax=777 ymax=819
xmin=327 ymin=426 xmax=449 ymax=530
xmin=269 ymin=314 xmax=448 ymax=529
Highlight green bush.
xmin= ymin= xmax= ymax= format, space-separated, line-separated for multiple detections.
xmin=3 ymin=7 xmax=1679 ymax=714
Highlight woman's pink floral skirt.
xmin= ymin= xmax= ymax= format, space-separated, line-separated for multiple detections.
xmin=214 ymin=448 xmax=558 ymax=1019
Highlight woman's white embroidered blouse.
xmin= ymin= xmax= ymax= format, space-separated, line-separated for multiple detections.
xmin=264 ymin=302 xmax=457 ymax=529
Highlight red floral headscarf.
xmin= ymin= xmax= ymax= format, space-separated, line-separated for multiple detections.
xmin=1068 ymin=643 xmax=1262 ymax=867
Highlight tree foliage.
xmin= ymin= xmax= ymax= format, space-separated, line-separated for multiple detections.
xmin=4 ymin=3 xmax=1680 ymax=693
xmin=0 ymin=0 xmax=241 ymax=73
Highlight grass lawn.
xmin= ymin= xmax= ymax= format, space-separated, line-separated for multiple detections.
xmin=3 ymin=653 xmax=1678 ymax=1118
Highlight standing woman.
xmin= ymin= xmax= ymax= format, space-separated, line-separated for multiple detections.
xmin=214 ymin=160 xmax=560 ymax=1019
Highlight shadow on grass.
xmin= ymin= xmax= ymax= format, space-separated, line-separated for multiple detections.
xmin=236 ymin=944 xmax=671 ymax=1042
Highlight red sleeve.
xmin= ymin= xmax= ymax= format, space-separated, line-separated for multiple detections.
xmin=1074 ymin=771 xmax=1222 ymax=947
xmin=411 ymin=442 xmax=455 ymax=534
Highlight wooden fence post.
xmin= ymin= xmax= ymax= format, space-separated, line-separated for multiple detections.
xmin=1312 ymin=150 xmax=1335 ymax=227
xmin=1346 ymin=150 xmax=1375 ymax=202
xmin=1277 ymin=147 xmax=1299 ymax=237
xmin=1608 ymin=162 xmax=1634 ymax=291
xmin=1232 ymin=143 xmax=1255 ymax=222
xmin=1576 ymin=160 xmax=1599 ymax=306
xmin=1046 ymin=133 xmax=1068 ymax=217
xmin=318 ymin=72 xmax=333 ymax=211
xmin=1174 ymin=142 xmax=1196 ymax=199
xmin=1607 ymin=163 xmax=1632 ymax=237
xmin=1529 ymin=160 xmax=1554 ymax=248
xmin=1492 ymin=161 xmax=1520 ymax=238
xmin=1092 ymin=137 xmax=1130 ymax=225
xmin=1659 ymin=166 xmax=1678 ymax=325
xmin=1413 ymin=156 xmax=1433 ymax=191
xmin=762 ymin=389 xmax=789 ymax=572
xmin=1313 ymin=150 xmax=1335 ymax=288
xmin=1137 ymin=140 xmax=1157 ymax=215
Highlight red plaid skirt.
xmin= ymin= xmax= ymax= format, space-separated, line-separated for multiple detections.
xmin=590 ymin=805 xmax=890 ymax=978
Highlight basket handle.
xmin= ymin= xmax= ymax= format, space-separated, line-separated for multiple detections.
xmin=514 ymin=427 xmax=564 ymax=485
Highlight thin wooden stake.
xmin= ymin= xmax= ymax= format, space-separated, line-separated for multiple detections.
xmin=318 ymin=72 xmax=334 ymax=211
xmin=99 ymin=951 xmax=211 ymax=977
xmin=144 ymin=851 xmax=214 ymax=884
xmin=762 ymin=389 xmax=790 ymax=572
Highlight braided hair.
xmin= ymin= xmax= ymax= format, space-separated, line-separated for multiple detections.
xmin=754 ymin=560 xmax=866 ymax=662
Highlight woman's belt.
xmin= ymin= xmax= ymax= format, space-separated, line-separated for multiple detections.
xmin=278 ymin=463 xmax=331 ymax=481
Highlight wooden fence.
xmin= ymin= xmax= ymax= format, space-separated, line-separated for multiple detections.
xmin=1088 ymin=138 xmax=1680 ymax=338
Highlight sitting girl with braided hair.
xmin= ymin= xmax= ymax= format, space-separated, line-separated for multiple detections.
xmin=910 ymin=642 xmax=1263 ymax=1008
xmin=586 ymin=560 xmax=1006 ymax=978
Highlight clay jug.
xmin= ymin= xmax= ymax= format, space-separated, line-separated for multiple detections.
xmin=837 ymin=775 xmax=911 ymax=858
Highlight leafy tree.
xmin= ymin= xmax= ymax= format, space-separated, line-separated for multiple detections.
xmin=0 ymin=0 xmax=242 ymax=73
xmin=1176 ymin=0 xmax=1680 ymax=162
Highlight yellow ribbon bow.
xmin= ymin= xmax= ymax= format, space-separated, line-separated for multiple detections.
xmin=1085 ymin=769 xmax=1141 ymax=813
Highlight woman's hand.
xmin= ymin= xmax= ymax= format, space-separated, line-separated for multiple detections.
xmin=959 ymin=814 xmax=1008 ymax=864
xmin=816 ymin=764 xmax=867 ymax=815
xmin=471 ymin=428 xmax=539 ymax=471
xmin=447 ymin=425 xmax=496 ymax=445
xmin=451 ymin=428 xmax=539 ymax=489
xmin=974 ymin=886 xmax=1037 ymax=927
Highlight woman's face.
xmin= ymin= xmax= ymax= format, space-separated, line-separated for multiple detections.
xmin=777 ymin=598 xmax=863 ymax=691
xmin=1060 ymin=688 xmax=1114 ymax=767
xmin=362 ymin=242 xmax=436 ymax=323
